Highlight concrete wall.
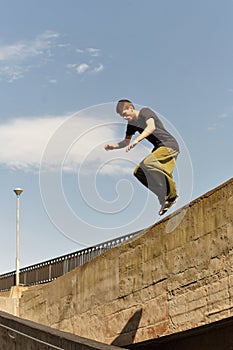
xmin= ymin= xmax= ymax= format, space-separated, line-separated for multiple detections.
xmin=0 ymin=297 xmax=17 ymax=316
xmin=1 ymin=178 xmax=233 ymax=347
xmin=0 ymin=286 xmax=28 ymax=317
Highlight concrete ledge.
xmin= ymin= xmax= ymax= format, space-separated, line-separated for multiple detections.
xmin=0 ymin=311 xmax=127 ymax=350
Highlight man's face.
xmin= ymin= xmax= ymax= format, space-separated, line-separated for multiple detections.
xmin=120 ymin=106 xmax=135 ymax=121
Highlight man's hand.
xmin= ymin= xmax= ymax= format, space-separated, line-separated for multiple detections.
xmin=126 ymin=140 xmax=138 ymax=152
xmin=104 ymin=144 xmax=115 ymax=151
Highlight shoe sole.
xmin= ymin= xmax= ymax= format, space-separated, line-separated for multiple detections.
xmin=159 ymin=197 xmax=178 ymax=216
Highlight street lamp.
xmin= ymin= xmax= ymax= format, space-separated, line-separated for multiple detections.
xmin=13 ymin=188 xmax=23 ymax=286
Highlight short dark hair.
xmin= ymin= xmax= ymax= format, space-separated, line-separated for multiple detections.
xmin=116 ymin=99 xmax=135 ymax=114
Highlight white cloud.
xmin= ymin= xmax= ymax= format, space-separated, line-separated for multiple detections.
xmin=0 ymin=33 xmax=105 ymax=82
xmin=207 ymin=112 xmax=232 ymax=132
xmin=0 ymin=31 xmax=60 ymax=82
xmin=76 ymin=48 xmax=84 ymax=54
xmin=0 ymin=116 xmax=67 ymax=170
xmin=70 ymin=47 xmax=104 ymax=76
xmin=76 ymin=63 xmax=89 ymax=74
xmin=76 ymin=48 xmax=101 ymax=57
xmin=86 ymin=48 xmax=101 ymax=57
xmin=0 ymin=31 xmax=59 ymax=62
xmin=67 ymin=62 xmax=104 ymax=75
xmin=0 ymin=114 xmax=148 ymax=175
xmin=92 ymin=63 xmax=104 ymax=73
xmin=218 ymin=113 xmax=228 ymax=119
xmin=57 ymin=43 xmax=71 ymax=48
xmin=207 ymin=125 xmax=217 ymax=132
xmin=0 ymin=64 xmax=26 ymax=83
xmin=66 ymin=63 xmax=77 ymax=69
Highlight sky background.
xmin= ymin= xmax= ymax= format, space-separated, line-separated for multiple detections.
xmin=0 ymin=0 xmax=232 ymax=274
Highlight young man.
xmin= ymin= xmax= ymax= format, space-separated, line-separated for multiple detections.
xmin=105 ymin=99 xmax=179 ymax=215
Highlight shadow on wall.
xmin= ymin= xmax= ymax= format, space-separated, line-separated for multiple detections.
xmin=111 ymin=309 xmax=142 ymax=347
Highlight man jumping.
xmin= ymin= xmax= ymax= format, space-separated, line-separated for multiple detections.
xmin=104 ymin=99 xmax=180 ymax=215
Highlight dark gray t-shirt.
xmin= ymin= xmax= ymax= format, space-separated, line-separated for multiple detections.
xmin=126 ymin=107 xmax=179 ymax=152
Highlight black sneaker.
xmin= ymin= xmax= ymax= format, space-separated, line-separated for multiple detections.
xmin=159 ymin=196 xmax=178 ymax=216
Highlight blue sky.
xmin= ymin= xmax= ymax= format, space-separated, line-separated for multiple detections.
xmin=0 ymin=0 xmax=232 ymax=273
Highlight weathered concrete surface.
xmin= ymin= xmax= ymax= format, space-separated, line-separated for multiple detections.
xmin=0 ymin=310 xmax=127 ymax=350
xmin=0 ymin=286 xmax=28 ymax=317
xmin=128 ymin=315 xmax=233 ymax=350
xmin=1 ymin=178 xmax=233 ymax=347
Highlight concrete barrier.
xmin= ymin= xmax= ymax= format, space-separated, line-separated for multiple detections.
xmin=0 ymin=311 xmax=127 ymax=350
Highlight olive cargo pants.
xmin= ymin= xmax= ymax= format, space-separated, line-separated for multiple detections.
xmin=134 ymin=147 xmax=179 ymax=205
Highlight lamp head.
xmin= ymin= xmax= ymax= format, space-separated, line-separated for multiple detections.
xmin=14 ymin=188 xmax=24 ymax=197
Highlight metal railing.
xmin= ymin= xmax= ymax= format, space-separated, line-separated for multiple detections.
xmin=0 ymin=230 xmax=142 ymax=292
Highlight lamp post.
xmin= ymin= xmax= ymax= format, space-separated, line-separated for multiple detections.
xmin=13 ymin=188 xmax=23 ymax=286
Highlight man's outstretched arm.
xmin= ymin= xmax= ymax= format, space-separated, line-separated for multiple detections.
xmin=104 ymin=135 xmax=132 ymax=151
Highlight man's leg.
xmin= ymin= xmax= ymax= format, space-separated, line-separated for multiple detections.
xmin=144 ymin=147 xmax=178 ymax=200
xmin=133 ymin=164 xmax=148 ymax=188
xmin=134 ymin=159 xmax=168 ymax=205
xmin=134 ymin=147 xmax=178 ymax=204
